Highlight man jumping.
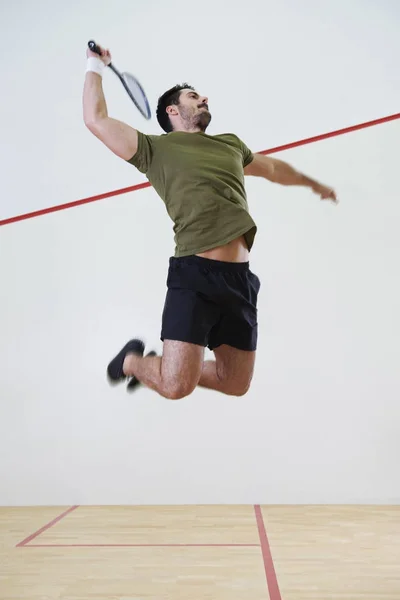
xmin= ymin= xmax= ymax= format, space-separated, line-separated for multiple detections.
xmin=83 ymin=44 xmax=337 ymax=400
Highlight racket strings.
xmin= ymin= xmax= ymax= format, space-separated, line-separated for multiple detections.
xmin=122 ymin=73 xmax=151 ymax=119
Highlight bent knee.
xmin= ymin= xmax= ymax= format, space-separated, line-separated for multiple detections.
xmin=163 ymin=380 xmax=197 ymax=400
xmin=223 ymin=379 xmax=252 ymax=397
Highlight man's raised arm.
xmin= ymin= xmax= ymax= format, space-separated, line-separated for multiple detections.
xmin=83 ymin=44 xmax=139 ymax=161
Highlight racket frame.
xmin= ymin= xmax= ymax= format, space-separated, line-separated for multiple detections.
xmin=88 ymin=40 xmax=151 ymax=120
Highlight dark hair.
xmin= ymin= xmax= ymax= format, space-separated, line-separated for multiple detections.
xmin=156 ymin=83 xmax=195 ymax=133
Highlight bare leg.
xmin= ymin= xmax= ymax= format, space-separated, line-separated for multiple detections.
xmin=123 ymin=342 xmax=255 ymax=398
xmin=123 ymin=340 xmax=204 ymax=400
xmin=198 ymin=345 xmax=256 ymax=396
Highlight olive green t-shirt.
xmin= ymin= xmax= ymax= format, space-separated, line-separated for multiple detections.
xmin=127 ymin=130 xmax=257 ymax=257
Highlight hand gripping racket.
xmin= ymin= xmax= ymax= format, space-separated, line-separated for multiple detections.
xmin=88 ymin=40 xmax=151 ymax=120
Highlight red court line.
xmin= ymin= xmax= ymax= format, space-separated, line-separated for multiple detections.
xmin=22 ymin=543 xmax=260 ymax=548
xmin=254 ymin=505 xmax=282 ymax=600
xmin=0 ymin=182 xmax=150 ymax=226
xmin=1 ymin=112 xmax=399 ymax=228
xmin=260 ymin=111 xmax=400 ymax=155
xmin=16 ymin=505 xmax=80 ymax=547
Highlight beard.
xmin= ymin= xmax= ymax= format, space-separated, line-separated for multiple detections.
xmin=179 ymin=105 xmax=212 ymax=132
xmin=195 ymin=109 xmax=212 ymax=131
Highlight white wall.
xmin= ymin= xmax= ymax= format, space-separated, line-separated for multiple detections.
xmin=1 ymin=118 xmax=399 ymax=505
xmin=0 ymin=0 xmax=399 ymax=220
xmin=1 ymin=0 xmax=399 ymax=505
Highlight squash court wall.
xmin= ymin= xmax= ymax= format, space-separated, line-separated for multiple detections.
xmin=1 ymin=120 xmax=399 ymax=505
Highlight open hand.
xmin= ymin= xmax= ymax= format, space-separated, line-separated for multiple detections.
xmin=313 ymin=183 xmax=338 ymax=204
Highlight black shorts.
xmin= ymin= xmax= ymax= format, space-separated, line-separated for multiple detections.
xmin=160 ymin=255 xmax=261 ymax=351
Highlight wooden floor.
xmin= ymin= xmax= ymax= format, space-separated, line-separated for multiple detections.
xmin=1 ymin=505 xmax=400 ymax=599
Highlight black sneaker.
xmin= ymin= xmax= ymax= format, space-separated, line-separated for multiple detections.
xmin=126 ymin=350 xmax=157 ymax=392
xmin=107 ymin=339 xmax=145 ymax=385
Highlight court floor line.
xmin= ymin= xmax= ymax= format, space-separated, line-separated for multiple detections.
xmin=16 ymin=505 xmax=80 ymax=547
xmin=1 ymin=112 xmax=399 ymax=227
xmin=16 ymin=504 xmax=261 ymax=548
xmin=22 ymin=543 xmax=260 ymax=548
xmin=254 ymin=505 xmax=282 ymax=600
xmin=16 ymin=504 xmax=279 ymax=597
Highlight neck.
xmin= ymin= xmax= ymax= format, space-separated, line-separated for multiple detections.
xmin=173 ymin=124 xmax=203 ymax=133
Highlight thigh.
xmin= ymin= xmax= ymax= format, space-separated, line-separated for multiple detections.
xmin=161 ymin=257 xmax=220 ymax=347
xmin=208 ymin=267 xmax=260 ymax=352
xmin=213 ymin=344 xmax=256 ymax=392
xmin=161 ymin=339 xmax=205 ymax=398
xmin=209 ymin=314 xmax=258 ymax=352
xmin=161 ymin=288 xmax=219 ymax=346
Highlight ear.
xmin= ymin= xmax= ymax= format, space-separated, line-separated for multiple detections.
xmin=166 ymin=105 xmax=179 ymax=116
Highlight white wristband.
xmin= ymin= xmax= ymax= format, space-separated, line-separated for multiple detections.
xmin=86 ymin=57 xmax=105 ymax=77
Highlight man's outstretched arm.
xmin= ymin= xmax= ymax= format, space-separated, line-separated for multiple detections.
xmin=83 ymin=45 xmax=139 ymax=161
xmin=244 ymin=154 xmax=338 ymax=203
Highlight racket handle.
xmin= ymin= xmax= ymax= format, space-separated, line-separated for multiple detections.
xmin=88 ymin=40 xmax=102 ymax=55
